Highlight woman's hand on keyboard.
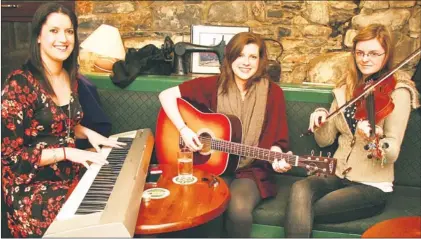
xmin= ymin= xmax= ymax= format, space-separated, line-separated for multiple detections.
xmin=66 ymin=148 xmax=109 ymax=169
xmin=85 ymin=129 xmax=126 ymax=153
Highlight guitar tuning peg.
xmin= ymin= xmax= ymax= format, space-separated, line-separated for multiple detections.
xmin=311 ymin=150 xmax=315 ymax=156
xmin=319 ymin=151 xmax=323 ymax=157
xmin=327 ymin=152 xmax=331 ymax=158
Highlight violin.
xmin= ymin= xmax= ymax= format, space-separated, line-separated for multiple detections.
xmin=353 ymin=75 xmax=396 ymax=124
xmin=353 ymin=75 xmax=397 ymax=164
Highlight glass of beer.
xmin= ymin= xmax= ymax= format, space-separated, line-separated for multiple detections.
xmin=177 ymin=148 xmax=193 ymax=180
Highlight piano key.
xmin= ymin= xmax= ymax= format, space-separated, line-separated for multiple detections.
xmin=55 ymin=137 xmax=134 ymax=219
xmin=77 ymin=206 xmax=104 ymax=212
xmin=82 ymin=194 xmax=111 ymax=200
xmin=84 ymin=191 xmax=113 ymax=196
xmin=87 ymin=187 xmax=114 ymax=191
xmin=79 ymin=200 xmax=107 ymax=205
xmin=78 ymin=202 xmax=107 ymax=208
xmin=77 ymin=204 xmax=104 ymax=209
xmin=89 ymin=177 xmax=117 ymax=182
xmin=74 ymin=137 xmax=135 ymax=215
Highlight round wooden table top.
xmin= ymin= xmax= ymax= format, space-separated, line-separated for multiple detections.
xmin=361 ymin=216 xmax=421 ymax=238
xmin=134 ymin=164 xmax=230 ymax=235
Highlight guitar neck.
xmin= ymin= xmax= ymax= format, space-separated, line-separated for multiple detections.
xmin=206 ymin=137 xmax=301 ymax=164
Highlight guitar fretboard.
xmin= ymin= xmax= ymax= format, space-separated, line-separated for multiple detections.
xmin=199 ymin=136 xmax=301 ymax=164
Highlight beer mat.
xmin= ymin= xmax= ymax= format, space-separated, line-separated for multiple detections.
xmin=143 ymin=188 xmax=170 ymax=199
xmin=172 ymin=175 xmax=198 ymax=185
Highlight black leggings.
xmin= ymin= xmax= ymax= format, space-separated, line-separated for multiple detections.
xmin=220 ymin=176 xmax=262 ymax=238
xmin=284 ymin=175 xmax=389 ymax=238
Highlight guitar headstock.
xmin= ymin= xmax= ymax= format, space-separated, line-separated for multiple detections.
xmin=300 ymin=155 xmax=337 ymax=176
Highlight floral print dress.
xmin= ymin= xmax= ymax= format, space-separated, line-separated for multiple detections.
xmin=1 ymin=68 xmax=85 ymax=237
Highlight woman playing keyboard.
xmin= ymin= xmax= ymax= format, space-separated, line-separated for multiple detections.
xmin=1 ymin=3 xmax=123 ymax=237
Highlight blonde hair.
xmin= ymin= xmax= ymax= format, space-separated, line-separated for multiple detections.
xmin=336 ymin=24 xmax=394 ymax=100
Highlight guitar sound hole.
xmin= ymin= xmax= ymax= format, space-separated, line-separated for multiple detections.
xmin=198 ymin=132 xmax=212 ymax=155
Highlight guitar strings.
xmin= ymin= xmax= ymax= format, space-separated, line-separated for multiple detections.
xmin=180 ymin=135 xmax=329 ymax=164
xmin=179 ymin=137 xmax=332 ymax=174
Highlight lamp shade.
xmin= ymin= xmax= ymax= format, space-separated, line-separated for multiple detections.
xmin=80 ymin=24 xmax=126 ymax=60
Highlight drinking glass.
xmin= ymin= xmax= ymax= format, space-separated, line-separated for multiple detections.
xmin=177 ymin=148 xmax=193 ymax=179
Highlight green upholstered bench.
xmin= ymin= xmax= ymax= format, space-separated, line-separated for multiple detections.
xmin=88 ymin=73 xmax=420 ymax=238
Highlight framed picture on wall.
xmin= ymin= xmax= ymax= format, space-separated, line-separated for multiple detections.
xmin=191 ymin=25 xmax=250 ymax=74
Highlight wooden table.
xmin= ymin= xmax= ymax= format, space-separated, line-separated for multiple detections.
xmin=361 ymin=216 xmax=421 ymax=238
xmin=134 ymin=164 xmax=230 ymax=235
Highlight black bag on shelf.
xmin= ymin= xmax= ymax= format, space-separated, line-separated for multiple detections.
xmin=111 ymin=44 xmax=173 ymax=88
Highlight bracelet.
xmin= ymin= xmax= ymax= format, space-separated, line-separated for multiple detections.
xmin=63 ymin=147 xmax=66 ymax=160
xmin=53 ymin=149 xmax=58 ymax=164
xmin=178 ymin=125 xmax=187 ymax=132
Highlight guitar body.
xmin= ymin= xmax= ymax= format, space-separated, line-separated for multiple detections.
xmin=156 ymin=99 xmax=338 ymax=176
xmin=155 ymin=98 xmax=242 ymax=175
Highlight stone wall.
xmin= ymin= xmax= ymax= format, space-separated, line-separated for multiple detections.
xmin=76 ymin=1 xmax=421 ymax=84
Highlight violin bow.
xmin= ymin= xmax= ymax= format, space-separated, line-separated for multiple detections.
xmin=301 ymin=47 xmax=421 ymax=137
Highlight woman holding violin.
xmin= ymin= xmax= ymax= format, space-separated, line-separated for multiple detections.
xmin=283 ymin=24 xmax=420 ymax=237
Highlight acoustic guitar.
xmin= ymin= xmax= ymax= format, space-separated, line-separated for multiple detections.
xmin=155 ymin=98 xmax=337 ymax=176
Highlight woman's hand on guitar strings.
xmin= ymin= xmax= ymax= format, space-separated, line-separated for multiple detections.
xmin=270 ymin=146 xmax=292 ymax=173
xmin=180 ymin=126 xmax=203 ymax=151
xmin=272 ymin=156 xmax=292 ymax=173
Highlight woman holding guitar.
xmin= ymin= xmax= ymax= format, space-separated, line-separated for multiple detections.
xmin=158 ymin=32 xmax=292 ymax=237
xmin=284 ymin=24 xmax=420 ymax=237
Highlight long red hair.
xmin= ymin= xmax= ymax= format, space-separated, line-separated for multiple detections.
xmin=337 ymin=24 xmax=394 ymax=100
xmin=217 ymin=32 xmax=268 ymax=94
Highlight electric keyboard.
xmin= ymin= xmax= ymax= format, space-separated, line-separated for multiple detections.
xmin=44 ymin=129 xmax=154 ymax=237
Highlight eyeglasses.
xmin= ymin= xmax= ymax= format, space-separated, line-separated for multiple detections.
xmin=354 ymin=51 xmax=385 ymax=59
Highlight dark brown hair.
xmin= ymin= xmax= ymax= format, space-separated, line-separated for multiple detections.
xmin=218 ymin=32 xmax=268 ymax=94
xmin=25 ymin=2 xmax=79 ymax=97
